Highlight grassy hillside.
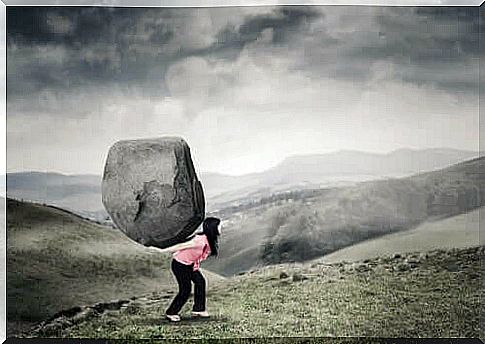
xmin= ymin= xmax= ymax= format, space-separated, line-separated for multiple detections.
xmin=22 ymin=245 xmax=483 ymax=339
xmin=205 ymin=156 xmax=485 ymax=276
xmin=315 ymin=206 xmax=482 ymax=264
xmin=6 ymin=198 xmax=224 ymax=336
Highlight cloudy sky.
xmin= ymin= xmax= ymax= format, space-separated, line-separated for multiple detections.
xmin=6 ymin=5 xmax=481 ymax=176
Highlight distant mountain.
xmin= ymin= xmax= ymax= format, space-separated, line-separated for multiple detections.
xmin=5 ymin=148 xmax=480 ymax=219
xmin=6 ymin=171 xmax=102 ymax=197
xmin=6 ymin=172 xmax=107 ymax=222
xmin=269 ymin=147 xmax=479 ymax=180
xmin=201 ymin=148 xmax=480 ymax=209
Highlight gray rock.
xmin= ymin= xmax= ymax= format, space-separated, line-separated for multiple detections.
xmin=292 ymin=273 xmax=308 ymax=282
xmin=356 ymin=263 xmax=371 ymax=272
xmin=405 ymin=257 xmax=420 ymax=264
xmin=279 ymin=271 xmax=289 ymax=279
xmin=445 ymin=263 xmax=460 ymax=272
xmin=395 ymin=263 xmax=409 ymax=272
xmin=102 ymin=137 xmax=205 ymax=248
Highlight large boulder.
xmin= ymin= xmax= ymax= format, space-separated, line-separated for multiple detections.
xmin=101 ymin=137 xmax=205 ymax=249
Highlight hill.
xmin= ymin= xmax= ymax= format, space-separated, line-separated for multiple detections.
xmin=314 ymin=206 xmax=482 ymax=264
xmin=204 ymin=156 xmax=485 ymax=276
xmin=6 ymin=148 xmax=479 ymax=217
xmin=6 ymin=198 xmax=224 ymax=337
xmin=21 ymin=246 xmax=483 ymax=339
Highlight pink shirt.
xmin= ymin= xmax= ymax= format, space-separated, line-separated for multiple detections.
xmin=173 ymin=235 xmax=211 ymax=271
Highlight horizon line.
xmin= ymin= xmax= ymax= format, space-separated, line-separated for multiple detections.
xmin=3 ymin=146 xmax=481 ymax=178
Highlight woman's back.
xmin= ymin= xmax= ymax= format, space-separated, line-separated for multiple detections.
xmin=173 ymin=234 xmax=211 ymax=270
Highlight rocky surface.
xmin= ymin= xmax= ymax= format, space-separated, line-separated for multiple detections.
xmin=102 ymin=137 xmax=205 ymax=249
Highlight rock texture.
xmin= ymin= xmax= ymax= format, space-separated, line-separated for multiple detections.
xmin=102 ymin=137 xmax=205 ymax=248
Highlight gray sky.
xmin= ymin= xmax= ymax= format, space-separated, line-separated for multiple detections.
xmin=6 ymin=5 xmax=481 ymax=176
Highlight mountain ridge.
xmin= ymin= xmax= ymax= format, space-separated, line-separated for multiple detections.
xmin=5 ymin=147 xmax=481 ymax=220
xmin=6 ymin=147 xmax=481 ymax=179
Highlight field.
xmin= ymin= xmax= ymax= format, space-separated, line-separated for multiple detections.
xmin=6 ymin=198 xmax=223 ymax=336
xmin=21 ymin=245 xmax=483 ymax=340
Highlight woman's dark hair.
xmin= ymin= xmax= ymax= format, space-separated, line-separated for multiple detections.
xmin=198 ymin=217 xmax=220 ymax=257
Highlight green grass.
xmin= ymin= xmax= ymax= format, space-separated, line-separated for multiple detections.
xmin=24 ymin=246 xmax=483 ymax=340
xmin=7 ymin=198 xmax=224 ymax=335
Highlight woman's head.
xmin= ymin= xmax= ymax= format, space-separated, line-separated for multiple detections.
xmin=202 ymin=217 xmax=221 ymax=257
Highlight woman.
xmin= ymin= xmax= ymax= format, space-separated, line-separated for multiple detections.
xmin=159 ymin=216 xmax=221 ymax=322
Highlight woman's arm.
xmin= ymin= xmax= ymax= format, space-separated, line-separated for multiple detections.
xmin=158 ymin=239 xmax=199 ymax=253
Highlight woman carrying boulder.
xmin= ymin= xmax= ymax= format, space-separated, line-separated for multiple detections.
xmin=159 ymin=217 xmax=222 ymax=322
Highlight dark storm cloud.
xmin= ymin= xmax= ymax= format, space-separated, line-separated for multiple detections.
xmin=215 ymin=7 xmax=321 ymax=49
xmin=7 ymin=7 xmax=173 ymax=46
xmin=184 ymin=7 xmax=323 ymax=62
xmin=7 ymin=7 xmax=178 ymax=100
xmin=379 ymin=7 xmax=480 ymax=61
xmin=381 ymin=7 xmax=480 ymax=92
xmin=6 ymin=5 xmax=481 ymax=107
xmin=284 ymin=6 xmax=481 ymax=93
xmin=7 ymin=6 xmax=323 ymax=103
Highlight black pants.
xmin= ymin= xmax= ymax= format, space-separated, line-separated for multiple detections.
xmin=166 ymin=259 xmax=206 ymax=315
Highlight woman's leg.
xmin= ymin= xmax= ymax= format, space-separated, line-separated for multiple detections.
xmin=166 ymin=259 xmax=192 ymax=315
xmin=191 ymin=269 xmax=206 ymax=312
